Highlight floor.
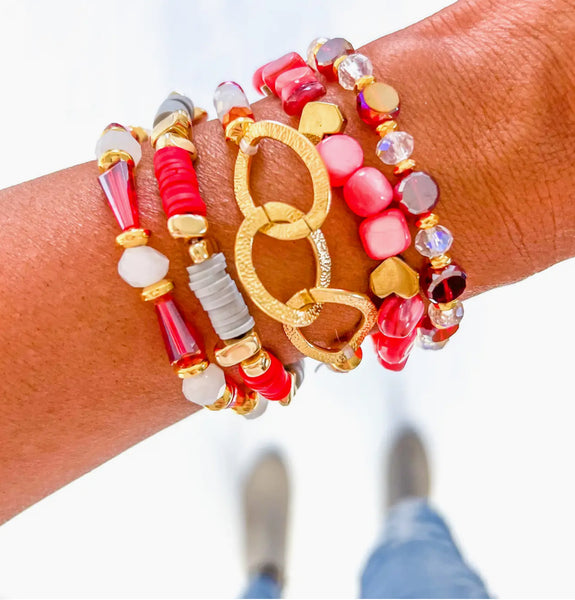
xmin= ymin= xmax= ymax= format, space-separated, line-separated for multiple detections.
xmin=1 ymin=1 xmax=575 ymax=598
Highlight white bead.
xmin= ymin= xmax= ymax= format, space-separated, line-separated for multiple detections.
xmin=117 ymin=246 xmax=169 ymax=288
xmin=428 ymin=301 xmax=464 ymax=329
xmin=376 ymin=131 xmax=414 ymax=165
xmin=213 ymin=82 xmax=251 ymax=123
xmin=182 ymin=364 xmax=226 ymax=407
xmin=95 ymin=128 xmax=142 ymax=165
xmin=337 ymin=53 xmax=373 ymax=90
xmin=243 ymin=396 xmax=268 ymax=420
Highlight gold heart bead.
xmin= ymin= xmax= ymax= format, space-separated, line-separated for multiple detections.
xmin=370 ymin=257 xmax=420 ymax=299
xmin=298 ymin=102 xmax=345 ymax=144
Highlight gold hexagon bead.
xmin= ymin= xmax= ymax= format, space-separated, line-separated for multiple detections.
xmin=355 ymin=75 xmax=375 ymax=92
xmin=141 ymin=278 xmax=174 ymax=302
xmin=205 ymin=384 xmax=234 ymax=411
xmin=298 ymin=101 xmax=346 ymax=144
xmin=167 ymin=213 xmax=208 ymax=239
xmin=176 ymin=360 xmax=210 ymax=379
xmin=225 ymin=116 xmax=255 ymax=144
xmin=416 ymin=213 xmax=440 ymax=229
xmin=150 ymin=110 xmax=192 ymax=148
xmin=241 ymin=349 xmax=272 ymax=378
xmin=129 ymin=126 xmax=149 ymax=144
xmin=188 ymin=238 xmax=217 ymax=264
xmin=98 ymin=149 xmax=134 ymax=173
xmin=376 ymin=120 xmax=399 ymax=137
xmin=394 ymin=159 xmax=416 ymax=176
xmin=115 ymin=227 xmax=150 ymax=248
xmin=370 ymin=257 xmax=420 ymax=299
xmin=155 ymin=132 xmax=198 ymax=160
xmin=430 ymin=255 xmax=452 ymax=269
xmin=215 ymin=330 xmax=262 ymax=368
xmin=232 ymin=390 xmax=259 ymax=415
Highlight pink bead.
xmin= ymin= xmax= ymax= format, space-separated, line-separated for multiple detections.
xmin=343 ymin=166 xmax=393 ymax=217
xmin=276 ymin=66 xmax=325 ymax=115
xmin=359 ymin=208 xmax=411 ymax=260
xmin=373 ymin=330 xmax=416 ymax=366
xmin=252 ymin=65 xmax=267 ymax=94
xmin=377 ymin=294 xmax=425 ymax=338
xmin=316 ymin=134 xmax=364 ymax=187
xmin=262 ymin=52 xmax=307 ymax=95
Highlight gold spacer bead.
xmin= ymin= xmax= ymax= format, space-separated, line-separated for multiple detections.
xmin=187 ymin=237 xmax=218 ymax=264
xmin=205 ymin=383 xmax=234 ymax=411
xmin=438 ymin=300 xmax=458 ymax=311
xmin=232 ymin=390 xmax=259 ymax=415
xmin=375 ymin=120 xmax=399 ymax=137
xmin=241 ymin=349 xmax=271 ymax=378
xmin=416 ymin=213 xmax=440 ymax=229
xmin=98 ymin=149 xmax=134 ymax=173
xmin=167 ymin=213 xmax=208 ymax=239
xmin=279 ymin=371 xmax=297 ymax=406
xmin=192 ymin=107 xmax=208 ymax=125
xmin=129 ymin=126 xmax=149 ymax=144
xmin=333 ymin=54 xmax=348 ymax=74
xmin=328 ymin=346 xmax=363 ymax=373
xmin=176 ymin=359 xmax=209 ymax=378
xmin=115 ymin=227 xmax=150 ymax=248
xmin=141 ymin=278 xmax=174 ymax=302
xmin=151 ymin=110 xmax=192 ymax=148
xmin=155 ymin=132 xmax=198 ymax=160
xmin=355 ymin=75 xmax=375 ymax=92
xmin=394 ymin=159 xmax=416 ymax=176
xmin=215 ymin=330 xmax=262 ymax=368
xmin=225 ymin=116 xmax=255 ymax=144
xmin=430 ymin=254 xmax=452 ymax=269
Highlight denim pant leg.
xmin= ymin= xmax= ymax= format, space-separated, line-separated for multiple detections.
xmin=241 ymin=573 xmax=282 ymax=599
xmin=361 ymin=498 xmax=490 ymax=599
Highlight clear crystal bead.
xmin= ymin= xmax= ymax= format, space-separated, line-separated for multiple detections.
xmin=417 ymin=330 xmax=449 ymax=351
xmin=376 ymin=131 xmax=414 ymax=165
xmin=428 ymin=301 xmax=464 ymax=329
xmin=213 ymin=81 xmax=250 ymax=123
xmin=415 ymin=225 xmax=453 ymax=258
xmin=306 ymin=37 xmax=328 ymax=68
xmin=337 ymin=53 xmax=373 ymax=90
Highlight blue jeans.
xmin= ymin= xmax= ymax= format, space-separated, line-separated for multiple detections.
xmin=242 ymin=498 xmax=489 ymax=599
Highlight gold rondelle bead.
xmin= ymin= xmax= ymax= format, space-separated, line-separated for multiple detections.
xmin=394 ymin=159 xmax=416 ymax=176
xmin=329 ymin=347 xmax=362 ymax=373
xmin=141 ymin=278 xmax=174 ymax=302
xmin=232 ymin=390 xmax=259 ymax=415
xmin=416 ymin=213 xmax=440 ymax=229
xmin=188 ymin=237 xmax=217 ymax=264
xmin=430 ymin=254 xmax=452 ymax=269
xmin=98 ymin=149 xmax=133 ymax=173
xmin=279 ymin=371 xmax=297 ymax=406
xmin=155 ymin=132 xmax=198 ymax=160
xmin=176 ymin=359 xmax=209 ymax=378
xmin=241 ymin=349 xmax=271 ymax=378
xmin=355 ymin=75 xmax=375 ymax=92
xmin=206 ymin=383 xmax=233 ymax=411
xmin=215 ymin=330 xmax=262 ymax=368
xmin=115 ymin=227 xmax=150 ymax=248
xmin=225 ymin=116 xmax=255 ymax=144
xmin=168 ymin=213 xmax=208 ymax=239
xmin=375 ymin=120 xmax=399 ymax=137
xmin=129 ymin=126 xmax=149 ymax=144
xmin=332 ymin=54 xmax=348 ymax=74
xmin=151 ymin=110 xmax=192 ymax=148
xmin=438 ymin=300 xmax=458 ymax=311
xmin=192 ymin=107 xmax=208 ymax=125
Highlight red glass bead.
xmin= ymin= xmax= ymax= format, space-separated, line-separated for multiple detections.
xmin=239 ymin=351 xmax=291 ymax=401
xmin=154 ymin=294 xmax=205 ymax=368
xmin=377 ymin=294 xmax=425 ymax=339
xmin=359 ymin=208 xmax=411 ymax=260
xmin=376 ymin=354 xmax=408 ymax=372
xmin=261 ymin=52 xmax=307 ymax=95
xmin=98 ymin=160 xmax=139 ymax=231
xmin=394 ymin=171 xmax=439 ymax=216
xmin=314 ymin=37 xmax=354 ymax=79
xmin=316 ymin=134 xmax=364 ymax=187
xmin=275 ymin=66 xmax=326 ymax=115
xmin=343 ymin=166 xmax=393 ymax=217
xmin=419 ymin=315 xmax=459 ymax=342
xmin=356 ymin=82 xmax=400 ymax=127
xmin=252 ymin=64 xmax=267 ymax=95
xmin=421 ymin=262 xmax=467 ymax=304
xmin=372 ymin=330 xmax=416 ymax=366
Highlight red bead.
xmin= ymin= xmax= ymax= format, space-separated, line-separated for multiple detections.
xmin=359 ymin=208 xmax=411 ymax=260
xmin=419 ymin=315 xmax=459 ymax=342
xmin=377 ymin=295 xmax=425 ymax=339
xmin=98 ymin=160 xmax=139 ymax=231
xmin=314 ymin=37 xmax=354 ymax=79
xmin=261 ymin=52 xmax=307 ymax=95
xmin=252 ymin=64 xmax=267 ymax=95
xmin=356 ymin=84 xmax=400 ymax=127
xmin=376 ymin=354 xmax=408 ymax=372
xmin=394 ymin=171 xmax=439 ymax=216
xmin=316 ymin=134 xmax=364 ymax=187
xmin=343 ymin=166 xmax=393 ymax=217
xmin=421 ymin=262 xmax=467 ymax=304
xmin=239 ymin=351 xmax=291 ymax=401
xmin=372 ymin=330 xmax=416 ymax=367
xmin=154 ymin=294 xmax=205 ymax=368
xmin=275 ymin=66 xmax=326 ymax=115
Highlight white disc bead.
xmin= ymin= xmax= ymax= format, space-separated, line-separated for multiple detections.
xmin=95 ymin=128 xmax=142 ymax=165
xmin=182 ymin=363 xmax=226 ymax=406
xmin=117 ymin=246 xmax=170 ymax=288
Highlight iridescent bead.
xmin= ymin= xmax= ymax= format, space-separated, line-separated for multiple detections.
xmin=428 ymin=301 xmax=464 ymax=329
xmin=359 ymin=208 xmax=411 ymax=260
xmin=314 ymin=37 xmax=354 ymax=78
xmin=394 ymin=171 xmax=439 ymax=215
xmin=419 ymin=315 xmax=459 ymax=342
xmin=357 ymin=82 xmax=400 ymax=127
xmin=376 ymin=131 xmax=414 ymax=165
xmin=337 ymin=53 xmax=373 ymax=90
xmin=306 ymin=37 xmax=328 ymax=68
xmin=213 ymin=81 xmax=253 ymax=125
xmin=421 ymin=263 xmax=467 ymax=304
xmin=415 ymin=225 xmax=453 ymax=258
xmin=377 ymin=294 xmax=425 ymax=339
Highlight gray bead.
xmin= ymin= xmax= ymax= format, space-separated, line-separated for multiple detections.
xmin=154 ymin=92 xmax=194 ymax=126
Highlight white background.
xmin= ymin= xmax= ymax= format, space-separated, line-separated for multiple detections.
xmin=1 ymin=1 xmax=574 ymax=598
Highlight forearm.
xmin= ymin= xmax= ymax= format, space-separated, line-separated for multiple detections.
xmin=1 ymin=0 xmax=573 ymax=524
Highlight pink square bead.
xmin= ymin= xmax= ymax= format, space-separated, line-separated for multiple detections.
xmin=359 ymin=208 xmax=411 ymax=260
xmin=343 ymin=166 xmax=393 ymax=217
xmin=316 ymin=134 xmax=364 ymax=187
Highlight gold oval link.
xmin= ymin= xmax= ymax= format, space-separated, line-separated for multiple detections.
xmin=234 ymin=120 xmax=331 ymax=241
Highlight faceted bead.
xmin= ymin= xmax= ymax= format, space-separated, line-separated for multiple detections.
xmin=343 ymin=167 xmax=393 ymax=217
xmin=95 ymin=124 xmax=142 ymax=165
xmin=373 ymin=330 xmax=417 ymax=366
xmin=275 ymin=66 xmax=326 ymax=116
xmin=417 ymin=330 xmax=449 ymax=351
xmin=314 ymin=37 xmax=354 ymax=78
xmin=182 ymin=363 xmax=226 ymax=406
xmin=306 ymin=37 xmax=328 ymax=68
xmin=415 ymin=225 xmax=453 ymax=258
xmin=421 ymin=262 xmax=467 ymax=304
xmin=376 ymin=131 xmax=414 ymax=165
xmin=261 ymin=52 xmax=307 ymax=95
xmin=359 ymin=208 xmax=411 ymax=260
xmin=428 ymin=300 xmax=464 ymax=329
xmin=316 ymin=134 xmax=364 ymax=187
xmin=395 ymin=171 xmax=440 ymax=216
xmin=357 ymin=82 xmax=400 ymax=127
xmin=213 ymin=81 xmax=252 ymax=124
xmin=419 ymin=315 xmax=459 ymax=342
xmin=377 ymin=294 xmax=425 ymax=339
xmin=99 ymin=160 xmax=139 ymax=230
xmin=118 ymin=246 xmax=170 ymax=288
xmin=337 ymin=53 xmax=373 ymax=90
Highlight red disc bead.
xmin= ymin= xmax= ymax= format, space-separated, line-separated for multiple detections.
xmin=377 ymin=294 xmax=425 ymax=339
xmin=421 ymin=262 xmax=467 ymax=304
xmin=239 ymin=351 xmax=292 ymax=401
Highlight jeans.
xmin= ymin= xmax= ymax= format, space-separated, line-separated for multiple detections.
xmin=242 ymin=498 xmax=489 ymax=599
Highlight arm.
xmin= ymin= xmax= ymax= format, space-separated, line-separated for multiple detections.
xmin=1 ymin=0 xmax=573 ymax=524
